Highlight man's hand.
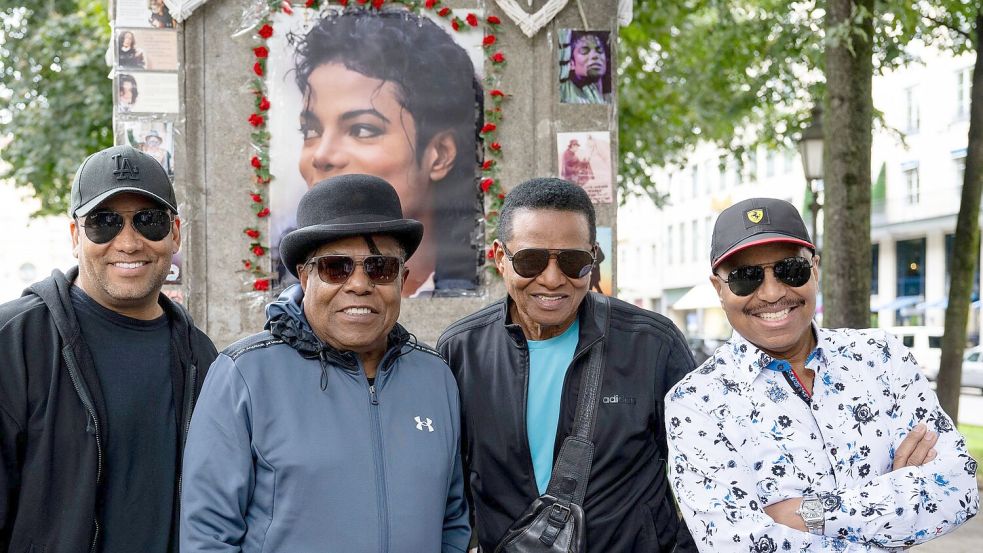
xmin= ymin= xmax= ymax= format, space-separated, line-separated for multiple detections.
xmin=763 ymin=498 xmax=808 ymax=531
xmin=892 ymin=423 xmax=937 ymax=471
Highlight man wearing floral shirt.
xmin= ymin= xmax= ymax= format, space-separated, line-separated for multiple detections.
xmin=666 ymin=197 xmax=979 ymax=552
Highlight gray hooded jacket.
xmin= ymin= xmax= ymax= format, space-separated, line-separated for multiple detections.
xmin=180 ymin=285 xmax=469 ymax=552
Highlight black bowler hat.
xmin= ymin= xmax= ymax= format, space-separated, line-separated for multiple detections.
xmin=280 ymin=174 xmax=424 ymax=277
xmin=711 ymin=197 xmax=815 ymax=269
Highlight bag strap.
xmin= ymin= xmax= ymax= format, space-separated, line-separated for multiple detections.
xmin=543 ymin=294 xmax=610 ymax=507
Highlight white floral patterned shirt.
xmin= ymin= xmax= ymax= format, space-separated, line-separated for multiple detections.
xmin=666 ymin=326 xmax=979 ymax=552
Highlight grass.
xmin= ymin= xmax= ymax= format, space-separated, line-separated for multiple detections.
xmin=959 ymin=424 xmax=983 ymax=468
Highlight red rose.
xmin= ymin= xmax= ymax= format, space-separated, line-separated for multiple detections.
xmin=306 ymin=0 xmax=316 ymax=7
xmin=251 ymin=193 xmax=263 ymax=203
xmin=257 ymin=207 xmax=271 ymax=218
xmin=438 ymin=7 xmax=451 ymax=17
xmin=253 ymin=62 xmax=264 ymax=76
xmin=372 ymin=0 xmax=384 ymax=8
xmin=243 ymin=260 xmax=253 ymax=269
xmin=466 ymin=13 xmax=478 ymax=27
xmin=490 ymin=141 xmax=501 ymax=151
xmin=253 ymin=278 xmax=270 ymax=292
xmin=497 ymin=192 xmax=506 ymax=199
xmin=486 ymin=248 xmax=494 ymax=260
xmin=339 ymin=0 xmax=349 ymax=5
xmin=356 ymin=0 xmax=368 ymax=4
xmin=480 ymin=178 xmax=494 ymax=192
xmin=258 ymin=97 xmax=271 ymax=111
xmin=245 ymin=228 xmax=260 ymax=239
xmin=482 ymin=34 xmax=496 ymax=47
xmin=490 ymin=89 xmax=504 ymax=97
xmin=281 ymin=2 xmax=293 ymax=15
xmin=425 ymin=0 xmax=438 ymax=8
xmin=451 ymin=19 xmax=460 ymax=31
xmin=250 ymin=156 xmax=262 ymax=169
xmin=481 ymin=123 xmax=497 ymax=133
xmin=490 ymin=52 xmax=505 ymax=63
xmin=248 ymin=113 xmax=264 ymax=127
xmin=258 ymin=24 xmax=273 ymax=39
xmin=253 ymin=46 xmax=269 ymax=58
xmin=487 ymin=15 xmax=501 ymax=25
xmin=482 ymin=160 xmax=494 ymax=170
xmin=252 ymin=245 xmax=265 ymax=256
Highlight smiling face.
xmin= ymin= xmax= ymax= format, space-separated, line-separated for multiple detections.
xmin=299 ymin=234 xmax=406 ymax=361
xmin=119 ymin=80 xmax=136 ymax=104
xmin=711 ymin=243 xmax=819 ymax=359
xmin=121 ymin=32 xmax=134 ymax=49
xmin=495 ymin=208 xmax=593 ymax=341
xmin=571 ymin=35 xmax=606 ymax=80
xmin=298 ymin=63 xmax=456 ymax=223
xmin=71 ymin=192 xmax=180 ymax=320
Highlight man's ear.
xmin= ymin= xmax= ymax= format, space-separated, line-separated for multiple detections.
xmin=299 ymin=264 xmax=310 ymax=292
xmin=493 ymin=240 xmax=508 ymax=276
xmin=70 ymin=219 xmax=81 ymax=259
xmin=423 ymin=130 xmax=457 ymax=182
xmin=171 ymin=217 xmax=182 ymax=254
xmin=710 ymin=273 xmax=724 ymax=301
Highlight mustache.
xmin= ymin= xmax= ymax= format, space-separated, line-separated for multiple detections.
xmin=742 ymin=298 xmax=806 ymax=316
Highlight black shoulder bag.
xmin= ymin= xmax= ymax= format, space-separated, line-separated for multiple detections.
xmin=494 ymin=295 xmax=610 ymax=553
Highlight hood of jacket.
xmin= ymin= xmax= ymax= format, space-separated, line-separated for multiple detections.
xmin=264 ymin=283 xmax=412 ymax=370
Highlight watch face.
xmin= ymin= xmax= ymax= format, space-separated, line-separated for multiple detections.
xmin=800 ymin=501 xmax=824 ymax=520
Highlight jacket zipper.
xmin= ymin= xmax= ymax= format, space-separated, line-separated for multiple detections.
xmin=368 ymin=382 xmax=391 ymax=553
xmin=63 ymin=350 xmax=103 ymax=553
xmin=177 ymin=363 xmax=198 ymax=502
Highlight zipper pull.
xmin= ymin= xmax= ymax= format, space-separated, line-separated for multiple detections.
xmin=369 ymin=384 xmax=379 ymax=405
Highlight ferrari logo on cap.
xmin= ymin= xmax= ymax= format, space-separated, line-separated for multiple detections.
xmin=746 ymin=209 xmax=764 ymax=224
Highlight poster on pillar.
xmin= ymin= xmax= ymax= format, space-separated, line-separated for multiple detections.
xmin=265 ymin=7 xmax=485 ymax=298
xmin=592 ymin=226 xmax=613 ymax=295
xmin=558 ymin=29 xmax=612 ymax=105
xmin=557 ymin=130 xmax=613 ymax=203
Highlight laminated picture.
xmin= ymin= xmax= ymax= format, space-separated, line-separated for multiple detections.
xmin=121 ymin=120 xmax=175 ymax=178
xmin=556 ymin=131 xmax=613 ymax=203
xmin=116 ymin=72 xmax=179 ymax=114
xmin=592 ymin=227 xmax=613 ymax=295
xmin=116 ymin=0 xmax=176 ymax=29
xmin=266 ymin=8 xmax=484 ymax=297
xmin=558 ymin=30 xmax=612 ymax=105
xmin=116 ymin=28 xmax=179 ymax=71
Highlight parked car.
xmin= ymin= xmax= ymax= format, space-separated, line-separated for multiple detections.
xmin=961 ymin=346 xmax=983 ymax=391
xmin=885 ymin=326 xmax=944 ymax=380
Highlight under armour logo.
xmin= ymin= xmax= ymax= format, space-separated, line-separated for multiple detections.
xmin=414 ymin=416 xmax=434 ymax=432
xmin=112 ymin=154 xmax=140 ymax=181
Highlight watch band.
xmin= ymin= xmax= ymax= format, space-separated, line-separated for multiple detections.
xmin=796 ymin=496 xmax=825 ymax=535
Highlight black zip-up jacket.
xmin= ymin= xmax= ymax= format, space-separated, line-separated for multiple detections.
xmin=437 ymin=292 xmax=698 ymax=552
xmin=0 ymin=268 xmax=218 ymax=553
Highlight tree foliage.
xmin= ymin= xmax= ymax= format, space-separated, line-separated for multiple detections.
xmin=0 ymin=0 xmax=112 ymax=216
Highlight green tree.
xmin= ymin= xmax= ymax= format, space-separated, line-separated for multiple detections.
xmin=0 ymin=0 xmax=112 ymax=216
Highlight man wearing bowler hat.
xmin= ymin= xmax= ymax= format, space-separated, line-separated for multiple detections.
xmin=666 ymin=198 xmax=978 ymax=551
xmin=0 ymin=145 xmax=217 ymax=552
xmin=181 ymin=174 xmax=470 ymax=552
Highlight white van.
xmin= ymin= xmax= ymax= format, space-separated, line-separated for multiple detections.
xmin=885 ymin=326 xmax=944 ymax=380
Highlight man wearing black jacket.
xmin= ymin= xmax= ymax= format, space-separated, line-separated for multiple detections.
xmin=0 ymin=145 xmax=217 ymax=553
xmin=437 ymin=178 xmax=697 ymax=552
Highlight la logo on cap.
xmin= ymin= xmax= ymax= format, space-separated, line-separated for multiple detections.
xmin=745 ymin=208 xmax=765 ymax=225
xmin=112 ymin=153 xmax=140 ymax=181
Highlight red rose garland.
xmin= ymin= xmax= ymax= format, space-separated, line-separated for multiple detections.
xmin=244 ymin=0 xmax=510 ymax=289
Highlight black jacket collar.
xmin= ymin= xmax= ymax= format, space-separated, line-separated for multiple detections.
xmin=501 ymin=291 xmax=606 ymax=356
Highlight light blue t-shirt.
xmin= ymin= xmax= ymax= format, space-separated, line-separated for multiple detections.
xmin=526 ymin=319 xmax=580 ymax=494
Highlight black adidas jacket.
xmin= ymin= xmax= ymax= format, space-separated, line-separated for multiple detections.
xmin=437 ymin=292 xmax=698 ymax=552
xmin=0 ymin=268 xmax=217 ymax=553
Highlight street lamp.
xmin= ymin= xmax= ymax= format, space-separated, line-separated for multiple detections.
xmin=797 ymin=106 xmax=824 ymax=254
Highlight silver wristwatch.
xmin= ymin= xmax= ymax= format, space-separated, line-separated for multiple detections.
xmin=796 ymin=495 xmax=825 ymax=535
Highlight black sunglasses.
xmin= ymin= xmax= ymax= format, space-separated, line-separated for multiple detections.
xmin=501 ymin=244 xmax=595 ymax=279
xmin=305 ymin=254 xmax=404 ymax=285
xmin=78 ymin=208 xmax=174 ymax=244
xmin=717 ymin=256 xmax=814 ymax=296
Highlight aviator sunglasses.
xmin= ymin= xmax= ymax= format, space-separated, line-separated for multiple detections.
xmin=716 ymin=256 xmax=814 ymax=296
xmin=305 ymin=254 xmax=404 ymax=285
xmin=501 ymin=243 xmax=596 ymax=279
xmin=77 ymin=208 xmax=174 ymax=244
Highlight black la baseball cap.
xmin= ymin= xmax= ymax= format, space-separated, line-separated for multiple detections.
xmin=710 ymin=197 xmax=815 ymax=269
xmin=70 ymin=145 xmax=177 ymax=218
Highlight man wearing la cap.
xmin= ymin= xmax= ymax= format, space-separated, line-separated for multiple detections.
xmin=666 ymin=197 xmax=979 ymax=551
xmin=0 ymin=145 xmax=217 ymax=552
xmin=181 ymin=174 xmax=469 ymax=552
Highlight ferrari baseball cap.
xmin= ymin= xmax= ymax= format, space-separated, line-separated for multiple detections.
xmin=710 ymin=197 xmax=815 ymax=269
xmin=70 ymin=145 xmax=177 ymax=218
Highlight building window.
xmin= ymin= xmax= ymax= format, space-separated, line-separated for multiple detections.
xmin=904 ymin=86 xmax=919 ymax=133
xmin=871 ymin=243 xmax=879 ymax=295
xmin=765 ymin=150 xmax=776 ymax=178
xmin=667 ymin=226 xmax=674 ymax=265
xmin=691 ymin=220 xmax=699 ymax=262
xmin=748 ymin=150 xmax=758 ymax=182
xmin=784 ymin=149 xmax=796 ymax=174
xmin=956 ymin=67 xmax=972 ymax=120
xmin=690 ymin=165 xmax=699 ymax=198
xmin=954 ymin=152 xmax=967 ymax=186
xmin=903 ymin=167 xmax=920 ymax=205
xmin=896 ymin=238 xmax=926 ymax=297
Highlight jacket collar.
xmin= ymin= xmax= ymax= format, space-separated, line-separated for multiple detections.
xmin=501 ymin=291 xmax=606 ymax=355
xmin=724 ymin=322 xmax=828 ymax=386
